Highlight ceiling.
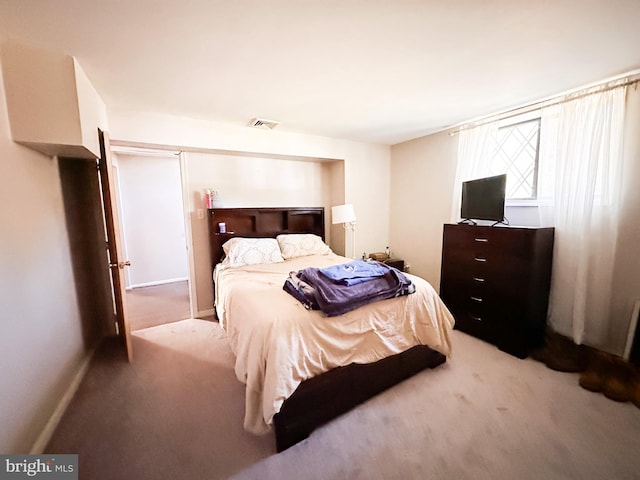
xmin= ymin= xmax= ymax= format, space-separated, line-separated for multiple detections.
xmin=1 ymin=1 xmax=639 ymax=145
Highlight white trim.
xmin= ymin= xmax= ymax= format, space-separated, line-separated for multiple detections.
xmin=623 ymin=300 xmax=640 ymax=360
xmin=30 ymin=347 xmax=97 ymax=454
xmin=179 ymin=151 xmax=198 ymax=321
xmin=126 ymin=277 xmax=189 ymax=290
xmin=110 ymin=145 xmax=181 ymax=157
xmin=506 ymin=199 xmax=540 ymax=207
xmin=196 ymin=308 xmax=215 ymax=319
xmin=111 ymin=162 xmax=133 ymax=288
xmin=496 ymin=109 xmax=542 ymax=128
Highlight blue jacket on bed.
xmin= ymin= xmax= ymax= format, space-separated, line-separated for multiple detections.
xmin=318 ymin=259 xmax=389 ymax=286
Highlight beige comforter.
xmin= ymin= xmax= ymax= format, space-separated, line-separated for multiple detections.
xmin=214 ymin=253 xmax=454 ymax=435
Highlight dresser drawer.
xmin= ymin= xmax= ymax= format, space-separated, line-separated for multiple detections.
xmin=448 ymin=304 xmax=497 ymax=344
xmin=443 ymin=224 xmax=536 ymax=260
xmin=442 ymin=226 xmax=495 ymax=251
xmin=443 ymin=283 xmax=501 ymax=314
xmin=442 ymin=246 xmax=494 ymax=270
xmin=442 ymin=248 xmax=532 ymax=292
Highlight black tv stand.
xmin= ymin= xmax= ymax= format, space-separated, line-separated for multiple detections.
xmin=490 ymin=218 xmax=510 ymax=227
xmin=458 ymin=218 xmax=477 ymax=225
xmin=458 ymin=218 xmax=509 ymax=227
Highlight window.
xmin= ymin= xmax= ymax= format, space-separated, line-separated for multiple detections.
xmin=490 ymin=118 xmax=541 ymax=200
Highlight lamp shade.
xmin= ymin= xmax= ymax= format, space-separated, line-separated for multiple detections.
xmin=331 ymin=204 xmax=356 ymax=224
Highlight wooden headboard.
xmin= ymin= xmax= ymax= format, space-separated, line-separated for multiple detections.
xmin=207 ymin=207 xmax=325 ymax=267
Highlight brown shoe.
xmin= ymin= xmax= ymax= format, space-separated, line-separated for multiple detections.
xmin=602 ymin=357 xmax=633 ymax=402
xmin=540 ymin=330 xmax=587 ymax=373
xmin=579 ymin=350 xmax=608 ymax=392
xmin=579 ymin=368 xmax=606 ymax=392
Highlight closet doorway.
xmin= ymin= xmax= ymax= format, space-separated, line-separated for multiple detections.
xmin=112 ymin=147 xmax=192 ymax=331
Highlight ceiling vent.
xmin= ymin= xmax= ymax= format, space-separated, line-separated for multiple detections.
xmin=249 ymin=117 xmax=280 ymax=129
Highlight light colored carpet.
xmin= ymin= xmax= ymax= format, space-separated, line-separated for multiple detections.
xmin=126 ymin=281 xmax=191 ymax=331
xmin=45 ymin=319 xmax=640 ymax=480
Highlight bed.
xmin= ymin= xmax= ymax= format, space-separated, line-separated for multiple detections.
xmin=208 ymin=207 xmax=454 ymax=451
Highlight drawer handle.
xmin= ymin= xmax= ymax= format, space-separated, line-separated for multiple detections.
xmin=470 ymin=296 xmax=483 ymax=303
xmin=474 ymin=238 xmax=489 ymax=243
xmin=474 ymin=257 xmax=487 ymax=263
xmin=473 ymin=277 xmax=485 ymax=283
xmin=470 ymin=315 xmax=483 ymax=322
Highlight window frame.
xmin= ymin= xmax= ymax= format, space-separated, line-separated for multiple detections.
xmin=494 ymin=111 xmax=543 ymax=206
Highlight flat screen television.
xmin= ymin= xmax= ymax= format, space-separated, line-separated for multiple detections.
xmin=460 ymin=174 xmax=507 ymax=224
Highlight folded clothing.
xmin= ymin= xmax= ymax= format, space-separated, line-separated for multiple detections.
xmin=318 ymin=259 xmax=389 ymax=286
xmin=283 ymin=271 xmax=318 ymax=310
xmin=283 ymin=261 xmax=415 ymax=316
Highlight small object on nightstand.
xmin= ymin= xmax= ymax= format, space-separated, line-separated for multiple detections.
xmin=369 ymin=252 xmax=388 ymax=262
xmin=384 ymin=258 xmax=404 ymax=271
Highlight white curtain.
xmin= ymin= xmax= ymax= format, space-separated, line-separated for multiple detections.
xmin=539 ymin=86 xmax=627 ymax=345
xmin=450 ymin=123 xmax=498 ymax=222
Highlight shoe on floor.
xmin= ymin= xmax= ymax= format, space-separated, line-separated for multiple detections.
xmin=631 ymin=369 xmax=640 ymax=409
xmin=536 ymin=329 xmax=587 ymax=373
xmin=602 ymin=357 xmax=633 ymax=403
xmin=579 ymin=350 xmax=610 ymax=393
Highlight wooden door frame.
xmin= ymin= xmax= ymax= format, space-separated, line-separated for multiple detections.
xmin=108 ymin=145 xmax=196 ymax=320
xmin=178 ymin=151 xmax=197 ymax=319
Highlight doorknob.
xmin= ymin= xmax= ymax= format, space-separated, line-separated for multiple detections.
xmin=109 ymin=261 xmax=131 ymax=269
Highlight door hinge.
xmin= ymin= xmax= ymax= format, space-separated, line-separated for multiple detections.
xmin=114 ymin=321 xmax=120 ymax=335
xmin=109 ymin=261 xmax=131 ymax=269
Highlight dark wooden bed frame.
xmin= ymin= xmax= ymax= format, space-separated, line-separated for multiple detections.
xmin=208 ymin=207 xmax=447 ymax=452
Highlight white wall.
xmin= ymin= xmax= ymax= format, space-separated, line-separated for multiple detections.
xmin=0 ymin=59 xmax=87 ymax=453
xmin=116 ymin=152 xmax=188 ymax=287
xmin=188 ymin=152 xmax=331 ymax=209
xmin=108 ymin=109 xmax=391 ymax=315
xmin=389 ymin=131 xmax=458 ymax=286
xmin=185 ymin=151 xmax=334 ymax=312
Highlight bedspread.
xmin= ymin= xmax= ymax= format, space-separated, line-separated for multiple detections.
xmin=214 ymin=253 xmax=454 ymax=435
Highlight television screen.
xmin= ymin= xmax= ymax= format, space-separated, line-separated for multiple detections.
xmin=461 ymin=174 xmax=507 ymax=222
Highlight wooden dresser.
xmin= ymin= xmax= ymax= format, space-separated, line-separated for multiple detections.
xmin=440 ymin=223 xmax=554 ymax=358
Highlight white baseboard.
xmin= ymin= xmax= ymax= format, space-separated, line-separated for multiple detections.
xmin=30 ymin=346 xmax=97 ymax=454
xmin=196 ymin=308 xmax=215 ymax=318
xmin=126 ymin=277 xmax=189 ymax=290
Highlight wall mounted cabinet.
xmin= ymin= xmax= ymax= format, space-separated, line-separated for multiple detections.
xmin=0 ymin=42 xmax=108 ymax=159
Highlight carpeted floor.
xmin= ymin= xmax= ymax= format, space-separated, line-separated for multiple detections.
xmin=126 ymin=281 xmax=191 ymax=331
xmin=45 ymin=319 xmax=640 ymax=480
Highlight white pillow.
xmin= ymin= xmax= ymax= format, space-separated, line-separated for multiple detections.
xmin=221 ymin=237 xmax=284 ymax=267
xmin=276 ymin=233 xmax=332 ymax=259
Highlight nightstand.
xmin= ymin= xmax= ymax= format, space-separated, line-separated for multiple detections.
xmin=384 ymin=258 xmax=405 ymax=271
